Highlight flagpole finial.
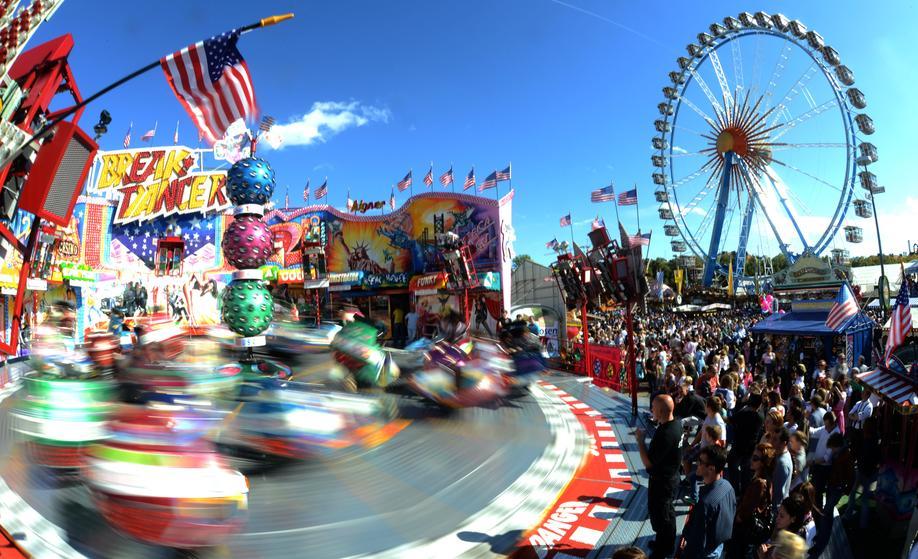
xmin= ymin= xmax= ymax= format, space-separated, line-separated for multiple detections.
xmin=260 ymin=13 xmax=295 ymax=27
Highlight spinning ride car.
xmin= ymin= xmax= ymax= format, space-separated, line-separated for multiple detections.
xmin=216 ymin=377 xmax=389 ymax=459
xmin=85 ymin=404 xmax=248 ymax=548
xmin=407 ymin=317 xmax=507 ymax=408
xmin=331 ymin=319 xmax=400 ymax=391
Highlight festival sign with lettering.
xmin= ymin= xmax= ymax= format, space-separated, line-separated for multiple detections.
xmin=409 ymin=272 xmax=449 ymax=293
xmin=362 ymin=272 xmax=410 ymax=289
xmin=349 ymin=199 xmax=386 ymax=214
xmin=277 ymin=268 xmax=305 ymax=285
xmin=93 ymin=147 xmax=230 ymax=225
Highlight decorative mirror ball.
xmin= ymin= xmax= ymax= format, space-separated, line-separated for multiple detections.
xmin=221 ymin=279 xmax=274 ymax=338
xmin=223 ymin=215 xmax=274 ymax=269
xmin=227 ymin=157 xmax=276 ymax=206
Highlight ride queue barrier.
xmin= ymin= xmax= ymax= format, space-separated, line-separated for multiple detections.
xmin=566 ymin=343 xmax=629 ymax=393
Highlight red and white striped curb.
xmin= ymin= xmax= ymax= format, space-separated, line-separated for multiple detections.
xmin=513 ymin=381 xmax=635 ymax=559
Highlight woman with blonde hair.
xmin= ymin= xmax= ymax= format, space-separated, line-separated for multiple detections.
xmin=771 ymin=530 xmax=808 ymax=559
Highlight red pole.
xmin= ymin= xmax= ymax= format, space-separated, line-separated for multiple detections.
xmin=581 ymin=298 xmax=590 ymax=380
xmin=626 ymin=302 xmax=638 ymax=416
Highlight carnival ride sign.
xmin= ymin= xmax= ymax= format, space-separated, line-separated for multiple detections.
xmin=94 ymin=147 xmax=230 ymax=225
xmin=349 ymin=199 xmax=386 ymax=214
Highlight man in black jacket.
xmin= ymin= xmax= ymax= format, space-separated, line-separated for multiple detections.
xmin=728 ymin=392 xmax=764 ymax=493
xmin=674 ymin=378 xmax=706 ymax=422
xmin=636 ymin=394 xmax=682 ymax=559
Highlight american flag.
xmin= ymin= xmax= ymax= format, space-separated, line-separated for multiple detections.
xmin=389 ymin=189 xmax=396 ymax=210
xmin=495 ymin=164 xmax=511 ymax=182
xmin=141 ymin=123 xmax=157 ymax=142
xmin=315 ymin=179 xmax=328 ymax=200
xmin=618 ymin=188 xmax=638 ymax=206
xmin=423 ymin=166 xmax=433 ymax=188
xmin=463 ymin=168 xmax=475 ymax=190
xmin=397 ymin=171 xmax=412 ymax=192
xmin=627 ymin=231 xmax=652 ymax=246
xmin=160 ymin=29 xmax=258 ymax=145
xmin=885 ymin=268 xmax=913 ymax=365
xmin=826 ymin=283 xmax=858 ymax=330
xmin=546 ymin=238 xmax=559 ymax=249
xmin=479 ymin=171 xmax=498 ymax=191
xmin=591 ymin=184 xmax=616 ymax=202
xmin=303 ymin=180 xmax=310 ymax=202
xmin=591 ymin=216 xmax=604 ymax=230
xmin=440 ymin=167 xmax=453 ymax=187
xmin=123 ymin=122 xmax=132 ymax=149
xmin=559 ymin=214 xmax=571 ymax=227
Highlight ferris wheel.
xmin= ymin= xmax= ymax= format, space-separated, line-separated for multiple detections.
xmin=651 ymin=12 xmax=879 ymax=287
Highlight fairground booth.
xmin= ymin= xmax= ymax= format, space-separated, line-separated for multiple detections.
xmin=750 ymin=256 xmax=875 ymax=369
xmin=262 ymin=191 xmax=514 ymax=341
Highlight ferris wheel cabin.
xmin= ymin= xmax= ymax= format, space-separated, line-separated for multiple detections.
xmin=671 ymin=240 xmax=687 ymax=253
xmin=664 ymin=225 xmax=679 ymax=236
xmin=658 ymin=207 xmax=674 ymax=220
xmin=844 ymin=226 xmax=864 ymax=243
xmin=853 ymin=199 xmax=873 ymax=218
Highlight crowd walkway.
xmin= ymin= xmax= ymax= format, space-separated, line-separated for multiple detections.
xmin=541 ymin=371 xmax=854 ymax=559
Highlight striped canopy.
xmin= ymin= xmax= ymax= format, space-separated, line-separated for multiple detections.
xmin=857 ymin=368 xmax=918 ymax=414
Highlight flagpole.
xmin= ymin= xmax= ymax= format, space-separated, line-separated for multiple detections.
xmin=0 ymin=13 xmax=295 ymax=171
xmin=611 ymin=180 xmax=622 ymax=227
xmin=568 ymin=211 xmax=576 ymax=252
xmin=451 ymin=163 xmax=455 ymax=193
xmin=633 ymin=182 xmax=641 ymax=234
xmin=410 ymin=169 xmax=414 ymax=198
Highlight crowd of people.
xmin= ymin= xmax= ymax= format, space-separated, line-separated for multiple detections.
xmin=589 ymin=307 xmax=894 ymax=559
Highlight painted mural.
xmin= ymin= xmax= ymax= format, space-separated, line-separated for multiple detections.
xmin=264 ymin=192 xmax=505 ymax=279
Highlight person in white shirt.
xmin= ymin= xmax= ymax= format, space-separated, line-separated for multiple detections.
xmin=848 ymin=388 xmax=874 ymax=430
xmin=807 ymin=411 xmax=840 ymax=509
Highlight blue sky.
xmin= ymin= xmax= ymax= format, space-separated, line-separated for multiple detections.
xmin=30 ymin=0 xmax=917 ymax=264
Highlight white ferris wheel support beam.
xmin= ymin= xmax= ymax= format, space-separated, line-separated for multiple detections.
xmin=740 ymin=163 xmax=793 ymax=261
xmin=761 ymin=164 xmax=810 ymax=252
xmin=731 ymin=39 xmax=745 ymax=93
xmin=768 ymin=64 xmax=819 ymax=128
xmin=770 ymin=98 xmax=838 ymax=142
xmin=707 ymin=49 xmax=735 ymax=112
xmin=676 ymin=93 xmax=718 ymax=127
xmin=689 ymin=68 xmax=726 ymax=121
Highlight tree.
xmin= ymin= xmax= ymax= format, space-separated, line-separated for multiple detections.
xmin=512 ymin=254 xmax=533 ymax=270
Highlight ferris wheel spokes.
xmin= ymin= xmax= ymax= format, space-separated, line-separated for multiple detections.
xmin=768 ymin=63 xmax=819 ymax=127
xmin=731 ymin=39 xmax=746 ymax=93
xmin=763 ymin=41 xmax=795 ymax=113
xmin=770 ymin=98 xmax=838 ymax=142
xmin=761 ymin=165 xmax=810 ymax=253
xmin=708 ymin=49 xmax=736 ymax=111
xmin=741 ymin=164 xmax=793 ymax=260
xmin=689 ymin=68 xmax=726 ymax=120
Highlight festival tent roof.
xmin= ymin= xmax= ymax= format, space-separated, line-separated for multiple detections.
xmin=905 ymin=260 xmax=918 ymax=275
xmin=750 ymin=309 xmax=875 ymax=335
xmin=674 ymin=304 xmax=702 ymax=313
xmin=857 ymin=368 xmax=918 ymax=414
xmin=868 ymin=297 xmax=918 ymax=308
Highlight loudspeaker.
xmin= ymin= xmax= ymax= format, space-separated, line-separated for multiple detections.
xmin=18 ymin=121 xmax=98 ymax=227
xmin=588 ymin=226 xmax=610 ymax=249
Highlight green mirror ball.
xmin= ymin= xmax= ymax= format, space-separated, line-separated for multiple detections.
xmin=221 ymin=279 xmax=275 ymax=338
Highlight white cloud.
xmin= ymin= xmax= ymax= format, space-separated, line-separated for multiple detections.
xmin=267 ymin=101 xmax=391 ymax=149
xmin=672 ymin=145 xmax=688 ymax=154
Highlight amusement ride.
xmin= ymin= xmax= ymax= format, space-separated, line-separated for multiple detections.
xmin=652 ymin=12 xmax=881 ymax=288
